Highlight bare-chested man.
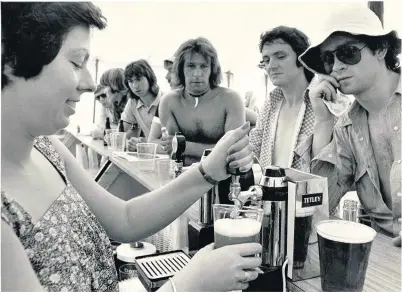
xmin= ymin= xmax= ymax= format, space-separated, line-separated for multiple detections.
xmin=159 ymin=37 xmax=246 ymax=166
xmin=250 ymin=26 xmax=315 ymax=172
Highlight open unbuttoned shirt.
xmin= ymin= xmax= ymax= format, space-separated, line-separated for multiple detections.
xmin=249 ymin=86 xmax=316 ymax=172
xmin=297 ymin=79 xmax=401 ymax=237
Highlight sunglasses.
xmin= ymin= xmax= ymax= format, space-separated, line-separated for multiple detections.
xmin=320 ymin=44 xmax=367 ymax=74
xmin=96 ymin=93 xmax=107 ymax=100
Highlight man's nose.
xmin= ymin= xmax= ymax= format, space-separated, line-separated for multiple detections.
xmin=332 ymin=55 xmax=347 ymax=73
xmin=193 ymin=68 xmax=202 ymax=77
xmin=267 ymin=61 xmax=278 ymax=72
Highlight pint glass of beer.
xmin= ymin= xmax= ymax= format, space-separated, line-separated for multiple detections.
xmin=213 ymin=204 xmax=263 ymax=249
xmin=316 ymin=220 xmax=377 ymax=292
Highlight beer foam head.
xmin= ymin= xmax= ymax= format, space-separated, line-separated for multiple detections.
xmin=316 ymin=220 xmax=376 ymax=244
xmin=214 ymin=218 xmax=261 ymax=238
xmin=295 ymin=201 xmax=316 ymax=217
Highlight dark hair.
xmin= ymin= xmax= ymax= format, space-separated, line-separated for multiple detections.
xmin=259 ymin=26 xmax=314 ymax=82
xmin=124 ymin=59 xmax=159 ymax=100
xmin=164 ymin=60 xmax=173 ymax=69
xmin=355 ymin=32 xmax=401 ymax=73
xmin=100 ymin=68 xmax=127 ymax=93
xmin=1 ymin=2 xmax=107 ymax=89
xmin=172 ymin=37 xmax=222 ymax=89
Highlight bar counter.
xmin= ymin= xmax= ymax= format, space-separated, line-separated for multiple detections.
xmin=63 ymin=130 xmax=401 ymax=292
xmin=108 ymin=153 xmax=402 ymax=292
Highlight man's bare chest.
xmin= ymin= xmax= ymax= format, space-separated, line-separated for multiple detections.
xmin=173 ymin=102 xmax=226 ymax=142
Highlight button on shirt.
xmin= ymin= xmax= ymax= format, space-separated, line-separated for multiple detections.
xmin=121 ymin=91 xmax=162 ymax=140
xmin=307 ymin=79 xmax=401 ymax=237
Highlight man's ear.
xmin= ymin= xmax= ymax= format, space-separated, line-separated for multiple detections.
xmin=375 ymin=46 xmax=388 ymax=60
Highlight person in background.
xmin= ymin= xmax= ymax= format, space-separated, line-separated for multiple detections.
xmin=90 ymin=84 xmax=113 ymax=139
xmin=1 ymin=2 xmax=261 ymax=292
xmin=299 ymin=7 xmax=401 ymax=246
xmin=250 ymin=26 xmax=318 ymax=174
xmin=244 ymin=90 xmax=259 ymax=128
xmin=245 ymin=90 xmax=260 ymax=115
xmin=99 ymin=68 xmax=128 ymax=124
xmin=147 ymin=57 xmax=179 ymax=154
xmin=90 ymin=68 xmax=128 ymax=139
xmin=159 ymin=37 xmax=250 ymax=205
xmin=164 ymin=56 xmax=180 ymax=89
xmin=159 ymin=37 xmax=246 ymax=165
xmin=121 ymin=59 xmax=163 ymax=151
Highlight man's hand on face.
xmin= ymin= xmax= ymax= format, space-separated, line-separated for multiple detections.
xmin=308 ymin=75 xmax=340 ymax=123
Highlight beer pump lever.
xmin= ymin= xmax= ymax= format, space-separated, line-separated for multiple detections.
xmin=171 ymin=132 xmax=186 ymax=177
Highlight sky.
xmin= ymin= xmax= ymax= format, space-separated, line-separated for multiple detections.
xmin=72 ymin=0 xmax=402 ymax=126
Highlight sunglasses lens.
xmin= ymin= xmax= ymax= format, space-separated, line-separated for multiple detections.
xmin=337 ymin=46 xmax=361 ymax=65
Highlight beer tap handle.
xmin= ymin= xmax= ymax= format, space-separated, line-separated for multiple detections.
xmin=227 ymin=166 xmax=242 ymax=176
xmin=172 ymin=132 xmax=186 ymax=177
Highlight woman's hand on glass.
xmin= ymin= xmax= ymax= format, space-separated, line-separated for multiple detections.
xmin=173 ymin=242 xmax=262 ymax=292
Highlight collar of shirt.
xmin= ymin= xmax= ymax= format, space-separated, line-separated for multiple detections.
xmin=135 ymin=91 xmax=162 ymax=111
xmin=269 ymin=86 xmax=311 ymax=107
xmin=340 ymin=75 xmax=401 ymax=128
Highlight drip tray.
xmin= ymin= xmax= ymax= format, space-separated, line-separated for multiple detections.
xmin=135 ymin=250 xmax=191 ymax=291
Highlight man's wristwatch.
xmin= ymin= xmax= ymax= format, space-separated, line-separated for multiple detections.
xmin=198 ymin=161 xmax=219 ymax=185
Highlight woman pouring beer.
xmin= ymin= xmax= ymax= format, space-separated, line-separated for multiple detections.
xmin=1 ymin=2 xmax=261 ymax=292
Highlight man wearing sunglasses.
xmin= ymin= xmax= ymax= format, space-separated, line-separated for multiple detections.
xmin=299 ymin=7 xmax=401 ymax=246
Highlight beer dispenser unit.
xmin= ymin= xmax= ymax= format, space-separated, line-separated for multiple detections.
xmin=188 ymin=149 xmax=216 ymax=251
xmin=228 ymin=165 xmax=329 ymax=291
xmin=228 ymin=166 xmax=288 ymax=270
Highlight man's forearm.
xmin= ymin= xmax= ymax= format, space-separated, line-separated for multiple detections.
xmin=245 ymin=108 xmax=258 ymax=126
xmin=123 ymin=164 xmax=213 ymax=242
xmin=312 ymin=120 xmax=334 ymax=158
xmin=148 ymin=138 xmax=165 ymax=154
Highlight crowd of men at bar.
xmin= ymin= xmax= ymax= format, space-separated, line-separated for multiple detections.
xmin=1 ymin=2 xmax=400 ymax=292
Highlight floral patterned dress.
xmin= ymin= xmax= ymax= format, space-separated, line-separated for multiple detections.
xmin=1 ymin=136 xmax=118 ymax=291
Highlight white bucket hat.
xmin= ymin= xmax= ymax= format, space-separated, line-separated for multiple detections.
xmin=299 ymin=6 xmax=399 ymax=75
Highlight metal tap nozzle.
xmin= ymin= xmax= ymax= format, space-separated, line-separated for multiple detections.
xmin=228 ymin=174 xmax=241 ymax=201
xmin=230 ymin=185 xmax=263 ymax=218
xmin=235 ymin=186 xmax=263 ymax=209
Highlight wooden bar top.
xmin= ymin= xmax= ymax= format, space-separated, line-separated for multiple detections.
xmin=64 ymin=127 xmax=113 ymax=158
xmin=287 ymin=230 xmax=401 ymax=292
xmin=109 ymin=155 xmax=161 ymax=191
